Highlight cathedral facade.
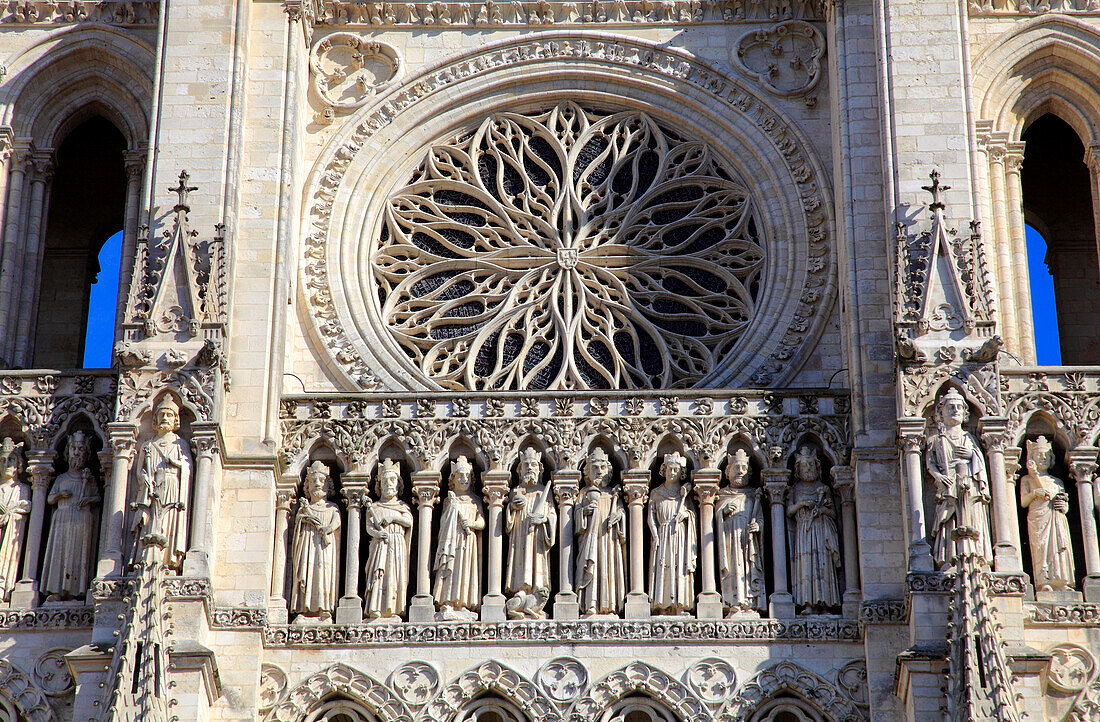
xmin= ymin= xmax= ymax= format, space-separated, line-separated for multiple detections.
xmin=0 ymin=1 xmax=1098 ymax=720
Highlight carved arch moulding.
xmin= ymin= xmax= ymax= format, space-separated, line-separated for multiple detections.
xmin=302 ymin=34 xmax=835 ymax=393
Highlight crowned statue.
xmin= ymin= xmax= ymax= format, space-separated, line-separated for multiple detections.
xmin=1020 ymin=436 xmax=1075 ymax=591
xmin=364 ymin=459 xmax=414 ymax=619
xmin=41 ymin=431 xmax=101 ymax=600
xmin=290 ymin=461 xmax=341 ymax=623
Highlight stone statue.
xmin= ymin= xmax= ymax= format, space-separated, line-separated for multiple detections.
xmin=433 ymin=455 xmax=486 ymax=620
xmin=574 ymin=447 xmax=626 ymax=616
xmin=0 ymin=438 xmax=28 ymax=603
xmin=504 ymin=447 xmax=557 ymax=619
xmin=787 ymin=446 xmax=842 ymax=613
xmin=363 ymin=459 xmax=414 ymax=620
xmin=290 ymin=461 xmax=341 ymax=624
xmin=716 ymin=449 xmax=765 ymax=616
xmin=136 ymin=395 xmax=192 ymax=570
xmin=40 ymin=431 xmax=101 ymax=601
xmin=1020 ymin=436 xmax=1075 ymax=591
xmin=648 ymin=452 xmax=697 ymax=615
xmin=926 ymin=388 xmax=993 ymax=570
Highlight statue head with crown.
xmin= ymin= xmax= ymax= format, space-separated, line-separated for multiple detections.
xmin=0 ymin=437 xmax=22 ymax=485
xmin=1026 ymin=436 xmax=1054 ymax=476
xmin=934 ymin=388 xmax=969 ymax=432
xmin=378 ymin=458 xmax=402 ymax=500
xmin=451 ymin=455 xmax=474 ymax=492
xmin=518 ymin=446 xmax=543 ymax=486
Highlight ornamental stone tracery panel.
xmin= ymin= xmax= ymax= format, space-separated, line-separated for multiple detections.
xmin=302 ymin=35 xmax=834 ymax=393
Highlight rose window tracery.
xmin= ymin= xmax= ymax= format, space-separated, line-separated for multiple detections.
xmin=372 ymin=102 xmax=766 ymax=391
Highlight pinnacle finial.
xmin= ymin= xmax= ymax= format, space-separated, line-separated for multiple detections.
xmin=169 ymin=170 xmax=198 ymax=212
xmin=922 ymin=169 xmax=950 ymax=213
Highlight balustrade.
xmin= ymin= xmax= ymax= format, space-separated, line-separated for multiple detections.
xmin=275 ymin=390 xmax=856 ymax=623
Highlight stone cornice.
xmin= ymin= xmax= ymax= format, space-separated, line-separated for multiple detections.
xmin=0 ymin=1 xmax=159 ymax=25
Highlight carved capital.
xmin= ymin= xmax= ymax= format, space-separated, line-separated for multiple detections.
xmin=553 ymin=482 xmax=579 ymax=507
xmin=411 ymin=470 xmax=440 ymax=507
xmin=763 ymin=480 xmax=788 ymax=505
xmin=1087 ymin=143 xmax=1100 ymax=174
xmin=26 ymin=452 xmax=55 ymax=490
xmin=481 ymin=470 xmax=509 ymax=507
xmin=29 ymin=151 xmax=54 ymax=180
xmin=623 ymin=484 xmax=649 ymax=506
xmin=1004 ymin=142 xmax=1026 ymax=175
xmin=986 ymin=138 xmax=1008 ymax=164
xmin=1003 ymin=446 xmax=1022 ymax=484
xmin=106 ymin=423 xmax=138 ymax=460
xmin=1066 ymin=447 xmax=1100 ymax=484
xmin=342 ymin=487 xmax=367 ymax=510
xmin=692 ymin=470 xmax=720 ymax=506
xmin=191 ymin=430 xmax=220 ymax=460
xmin=831 ymin=466 xmax=856 ymax=502
xmin=275 ymin=491 xmax=295 ymax=512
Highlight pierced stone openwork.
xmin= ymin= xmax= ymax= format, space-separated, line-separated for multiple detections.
xmin=373 ymin=101 xmax=765 ymax=391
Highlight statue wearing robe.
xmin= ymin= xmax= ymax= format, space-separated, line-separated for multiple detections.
xmin=926 ymin=389 xmax=993 ymax=570
xmin=364 ymin=460 xmax=413 ymax=619
xmin=787 ymin=446 xmax=842 ymax=613
xmin=575 ymin=448 xmax=626 ymax=616
xmin=1020 ymin=436 xmax=1075 ymax=591
xmin=433 ymin=456 xmax=486 ymax=619
xmin=0 ymin=438 xmax=28 ymax=602
xmin=41 ymin=432 xmax=101 ymax=600
xmin=648 ymin=452 xmax=697 ymax=615
xmin=290 ymin=461 xmax=341 ymax=623
xmin=135 ymin=396 xmax=192 ymax=571
xmin=716 ymin=450 xmax=764 ymax=615
xmin=505 ymin=447 xmax=557 ymax=618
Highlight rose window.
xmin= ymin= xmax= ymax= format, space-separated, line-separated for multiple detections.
xmin=372 ymin=102 xmax=766 ymax=391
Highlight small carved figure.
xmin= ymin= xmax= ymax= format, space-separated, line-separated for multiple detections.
xmin=648 ymin=452 xmax=697 ymax=615
xmin=290 ymin=461 xmax=341 ymax=623
xmin=787 ymin=446 xmax=842 ymax=613
xmin=364 ymin=459 xmax=414 ymax=619
xmin=40 ymin=431 xmax=101 ymax=600
xmin=926 ymin=389 xmax=993 ymax=570
xmin=574 ymin=447 xmax=627 ymax=616
xmin=504 ymin=447 xmax=557 ymax=619
xmin=433 ymin=456 xmax=486 ymax=620
xmin=1020 ymin=436 xmax=1075 ymax=591
xmin=135 ymin=395 xmax=192 ymax=570
xmin=716 ymin=449 xmax=765 ymax=615
xmin=0 ymin=438 xmax=28 ymax=602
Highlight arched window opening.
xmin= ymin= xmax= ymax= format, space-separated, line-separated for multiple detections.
xmin=32 ymin=116 xmax=125 ymax=369
xmin=747 ymin=695 xmax=826 ymax=722
xmin=303 ymin=697 xmax=379 ymax=722
xmin=1021 ymin=114 xmax=1099 ymax=365
xmin=1025 ymin=224 xmax=1062 ymax=365
xmin=600 ymin=697 xmax=679 ymax=722
xmin=454 ymin=697 xmax=527 ymax=722
xmin=83 ymin=230 xmax=123 ymax=368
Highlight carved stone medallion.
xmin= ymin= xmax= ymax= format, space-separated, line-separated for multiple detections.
xmin=33 ymin=648 xmax=74 ymax=696
xmin=259 ymin=663 xmax=288 ymax=711
xmin=536 ymin=657 xmax=588 ymax=703
xmin=685 ymin=657 xmax=736 ymax=704
xmin=837 ymin=660 xmax=869 ymax=707
xmin=1047 ymin=644 xmax=1096 ymax=694
xmin=734 ymin=20 xmax=824 ymax=98
xmin=389 ymin=661 xmax=440 ymax=707
xmin=310 ymin=33 xmax=400 ymax=111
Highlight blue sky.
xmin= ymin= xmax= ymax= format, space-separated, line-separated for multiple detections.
xmin=79 ymin=227 xmax=1065 ymax=369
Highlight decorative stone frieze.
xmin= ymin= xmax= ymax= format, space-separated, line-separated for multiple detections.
xmin=313 ymin=0 xmax=826 ymax=27
xmin=0 ymin=372 xmax=114 ymax=446
xmin=0 ymin=0 xmax=159 ymax=25
xmin=0 ymin=606 xmax=93 ymax=629
xmin=262 ymin=617 xmax=861 ymax=646
xmin=857 ymin=599 xmax=908 ymax=625
xmin=1027 ymin=603 xmax=1100 ymax=625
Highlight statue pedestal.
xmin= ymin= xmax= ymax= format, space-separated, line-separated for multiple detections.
xmin=842 ymin=589 xmax=861 ymax=619
xmin=553 ymin=591 xmax=579 ymax=620
xmin=1036 ymin=589 xmax=1083 ymax=603
xmin=480 ymin=593 xmax=506 ymax=622
xmin=768 ymin=591 xmax=795 ymax=619
xmin=10 ymin=580 xmax=37 ymax=608
xmin=407 ymin=594 xmax=436 ymax=623
xmin=335 ymin=595 xmax=364 ymax=624
xmin=267 ymin=597 xmax=289 ymax=625
xmin=695 ymin=591 xmax=724 ymax=619
xmin=1083 ymin=575 xmax=1100 ymax=602
xmin=182 ymin=550 xmax=210 ymax=578
xmin=623 ymin=592 xmax=651 ymax=619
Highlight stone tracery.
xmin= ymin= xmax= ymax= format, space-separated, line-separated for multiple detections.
xmin=374 ymin=102 xmax=765 ymax=391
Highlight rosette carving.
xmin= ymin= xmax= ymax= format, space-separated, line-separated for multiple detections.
xmin=374 ymin=102 xmax=765 ymax=391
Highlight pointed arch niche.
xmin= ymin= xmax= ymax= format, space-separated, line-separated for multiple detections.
xmin=0 ymin=28 xmax=152 ymax=370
